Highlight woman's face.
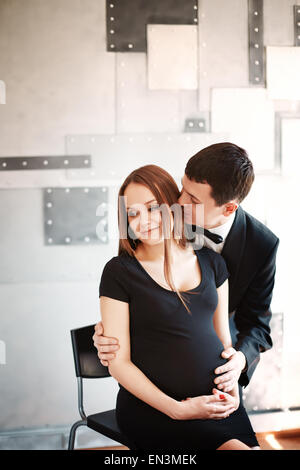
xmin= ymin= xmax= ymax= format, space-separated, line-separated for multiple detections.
xmin=123 ymin=183 xmax=171 ymax=246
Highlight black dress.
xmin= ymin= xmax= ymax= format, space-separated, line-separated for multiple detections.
xmin=99 ymin=247 xmax=259 ymax=450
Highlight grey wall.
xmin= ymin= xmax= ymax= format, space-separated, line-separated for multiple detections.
xmin=0 ymin=0 xmax=300 ymax=448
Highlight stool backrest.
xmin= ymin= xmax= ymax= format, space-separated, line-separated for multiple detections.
xmin=70 ymin=324 xmax=110 ymax=378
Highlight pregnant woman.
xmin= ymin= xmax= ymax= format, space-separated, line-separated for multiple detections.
xmin=99 ymin=164 xmax=259 ymax=450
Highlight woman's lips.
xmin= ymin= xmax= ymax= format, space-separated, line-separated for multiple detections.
xmin=140 ymin=227 xmax=159 ymax=236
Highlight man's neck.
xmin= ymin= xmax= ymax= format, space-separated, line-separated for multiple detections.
xmin=205 ymin=211 xmax=236 ymax=230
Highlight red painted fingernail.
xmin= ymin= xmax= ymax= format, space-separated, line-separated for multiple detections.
xmin=219 ymin=394 xmax=225 ymax=399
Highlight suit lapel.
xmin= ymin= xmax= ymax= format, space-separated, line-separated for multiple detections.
xmin=221 ymin=206 xmax=246 ymax=305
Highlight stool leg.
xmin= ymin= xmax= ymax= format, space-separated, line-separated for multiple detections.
xmin=68 ymin=419 xmax=87 ymax=450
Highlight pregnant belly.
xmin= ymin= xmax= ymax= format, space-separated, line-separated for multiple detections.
xmin=130 ymin=332 xmax=228 ymax=401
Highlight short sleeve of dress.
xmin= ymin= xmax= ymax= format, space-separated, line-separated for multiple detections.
xmin=99 ymin=257 xmax=130 ymax=303
xmin=206 ymin=249 xmax=230 ymax=288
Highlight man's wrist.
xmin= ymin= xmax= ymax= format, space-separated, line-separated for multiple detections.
xmin=237 ymin=351 xmax=247 ymax=373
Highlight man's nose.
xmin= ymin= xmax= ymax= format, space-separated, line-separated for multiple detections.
xmin=178 ymin=192 xmax=188 ymax=205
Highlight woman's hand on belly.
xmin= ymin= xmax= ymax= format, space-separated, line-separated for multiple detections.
xmin=175 ymin=391 xmax=237 ymax=421
xmin=212 ymin=383 xmax=240 ymax=411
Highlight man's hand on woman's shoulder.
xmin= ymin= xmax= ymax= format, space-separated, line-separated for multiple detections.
xmin=92 ymin=321 xmax=120 ymax=366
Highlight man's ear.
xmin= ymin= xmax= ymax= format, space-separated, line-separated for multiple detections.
xmin=223 ymin=202 xmax=238 ymax=217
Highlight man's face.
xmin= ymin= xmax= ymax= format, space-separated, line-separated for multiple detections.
xmin=178 ymin=174 xmax=235 ymax=229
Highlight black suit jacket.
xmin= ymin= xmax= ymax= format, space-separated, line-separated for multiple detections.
xmin=220 ymin=205 xmax=279 ymax=387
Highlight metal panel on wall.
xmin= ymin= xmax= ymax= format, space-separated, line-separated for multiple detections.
xmin=0 ymin=155 xmax=91 ymax=189
xmin=248 ymin=0 xmax=264 ymax=85
xmin=43 ymin=187 xmax=108 ymax=246
xmin=0 ymin=156 xmax=92 ymax=190
xmin=0 ymin=155 xmax=91 ymax=171
xmin=294 ymin=5 xmax=300 ymax=46
xmin=106 ymin=0 xmax=198 ymax=52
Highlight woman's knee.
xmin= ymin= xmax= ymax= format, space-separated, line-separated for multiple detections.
xmin=217 ymin=439 xmax=251 ymax=450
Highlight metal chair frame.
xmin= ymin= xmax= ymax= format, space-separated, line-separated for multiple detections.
xmin=68 ymin=324 xmax=139 ymax=451
xmin=68 ymin=377 xmax=88 ymax=450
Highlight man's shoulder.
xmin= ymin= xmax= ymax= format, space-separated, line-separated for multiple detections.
xmin=198 ymin=246 xmax=224 ymax=261
xmin=195 ymin=247 xmax=228 ymax=273
xmin=241 ymin=206 xmax=279 ymax=251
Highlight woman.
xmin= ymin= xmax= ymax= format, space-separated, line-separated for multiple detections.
xmin=99 ymin=164 xmax=259 ymax=450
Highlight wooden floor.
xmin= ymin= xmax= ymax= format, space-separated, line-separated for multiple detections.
xmin=81 ymin=429 xmax=300 ymax=451
xmin=256 ymin=429 xmax=300 ymax=450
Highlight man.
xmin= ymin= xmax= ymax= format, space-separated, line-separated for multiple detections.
xmin=93 ymin=142 xmax=279 ymax=416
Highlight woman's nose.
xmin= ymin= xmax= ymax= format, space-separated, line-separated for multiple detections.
xmin=139 ymin=207 xmax=150 ymax=228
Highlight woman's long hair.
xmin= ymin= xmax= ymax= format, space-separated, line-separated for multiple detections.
xmin=117 ymin=164 xmax=197 ymax=314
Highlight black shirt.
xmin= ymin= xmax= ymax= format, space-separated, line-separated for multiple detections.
xmin=99 ymin=246 xmax=230 ymax=400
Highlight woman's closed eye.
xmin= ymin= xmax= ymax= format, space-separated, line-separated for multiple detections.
xmin=128 ymin=204 xmax=160 ymax=218
xmin=149 ymin=204 xmax=160 ymax=212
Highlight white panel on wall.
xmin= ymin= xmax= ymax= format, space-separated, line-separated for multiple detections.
xmin=198 ymin=0 xmax=248 ymax=112
xmin=266 ymin=47 xmax=300 ymax=100
xmin=65 ymin=132 xmax=230 ymax=184
xmin=241 ymin=172 xmax=285 ymax=315
xmin=116 ymin=53 xmax=179 ymax=133
xmin=147 ymin=25 xmax=198 ymax=90
xmin=0 ymin=168 xmax=71 ymax=189
xmin=211 ymin=88 xmax=275 ymax=171
xmin=178 ymin=89 xmax=199 ymax=130
xmin=0 ymin=133 xmax=230 ymax=189
xmin=240 ymin=179 xmax=268 ymax=226
xmin=264 ymin=0 xmax=296 ymax=46
xmin=281 ymin=119 xmax=300 ymax=176
xmin=263 ymin=174 xmax=300 ymax=408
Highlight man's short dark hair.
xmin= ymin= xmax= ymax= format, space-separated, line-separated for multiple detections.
xmin=185 ymin=142 xmax=255 ymax=206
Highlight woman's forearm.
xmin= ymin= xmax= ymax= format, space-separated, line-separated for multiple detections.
xmin=109 ymin=360 xmax=182 ymax=420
